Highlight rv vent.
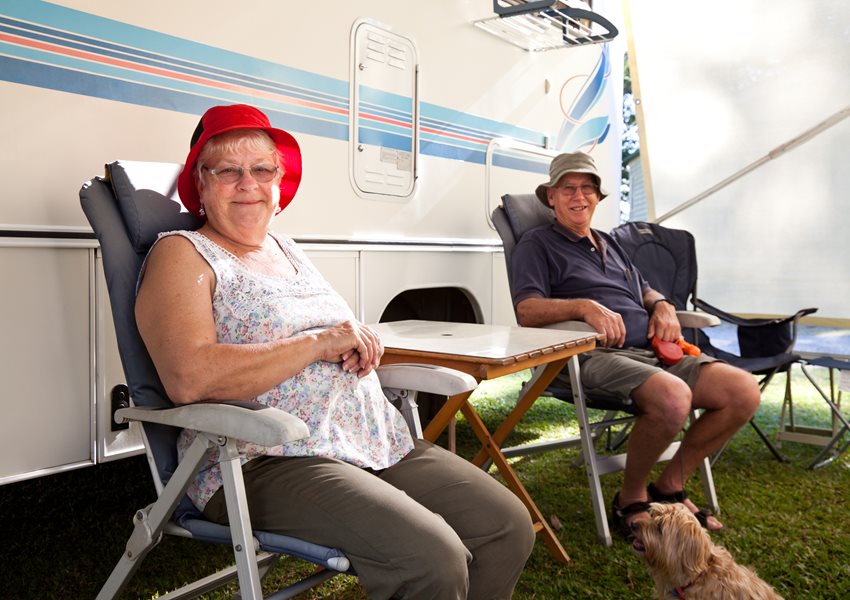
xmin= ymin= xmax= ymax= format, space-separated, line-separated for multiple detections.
xmin=474 ymin=0 xmax=618 ymax=51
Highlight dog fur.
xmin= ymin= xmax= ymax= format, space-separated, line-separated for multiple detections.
xmin=631 ymin=503 xmax=783 ymax=600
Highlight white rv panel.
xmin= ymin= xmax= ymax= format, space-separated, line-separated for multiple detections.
xmin=302 ymin=248 xmax=360 ymax=317
xmin=360 ymin=248 xmax=495 ymax=324
xmin=0 ymin=242 xmax=93 ymax=483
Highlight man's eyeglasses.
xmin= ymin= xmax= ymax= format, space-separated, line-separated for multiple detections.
xmin=204 ymin=164 xmax=279 ymax=184
xmin=552 ymin=183 xmax=599 ymax=198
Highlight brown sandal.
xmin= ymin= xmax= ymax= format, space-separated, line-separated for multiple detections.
xmin=611 ymin=492 xmax=650 ymax=541
xmin=647 ymin=482 xmax=717 ymax=529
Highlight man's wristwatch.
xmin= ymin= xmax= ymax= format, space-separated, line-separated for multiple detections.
xmin=650 ymin=297 xmax=675 ymax=311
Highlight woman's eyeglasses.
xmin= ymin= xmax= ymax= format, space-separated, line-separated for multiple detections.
xmin=204 ymin=164 xmax=279 ymax=184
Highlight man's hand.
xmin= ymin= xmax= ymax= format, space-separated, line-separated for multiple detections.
xmin=582 ymin=300 xmax=627 ymax=348
xmin=647 ymin=300 xmax=681 ymax=342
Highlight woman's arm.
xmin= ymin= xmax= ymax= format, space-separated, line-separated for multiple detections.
xmin=135 ymin=235 xmax=378 ymax=404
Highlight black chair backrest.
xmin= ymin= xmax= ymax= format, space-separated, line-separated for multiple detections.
xmin=609 ymin=221 xmax=698 ymax=311
xmin=80 ymin=160 xmax=201 ymax=485
xmin=492 ymin=193 xmax=555 ymax=298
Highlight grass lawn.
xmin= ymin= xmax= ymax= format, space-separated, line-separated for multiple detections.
xmin=2 ymin=367 xmax=848 ymax=599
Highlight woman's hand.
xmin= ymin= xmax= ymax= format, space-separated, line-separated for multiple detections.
xmin=317 ymin=320 xmax=384 ymax=377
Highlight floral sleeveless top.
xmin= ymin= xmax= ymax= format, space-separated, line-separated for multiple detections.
xmin=158 ymin=230 xmax=414 ymax=511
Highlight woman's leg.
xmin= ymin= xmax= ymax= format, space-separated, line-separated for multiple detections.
xmin=379 ymin=440 xmax=535 ymax=600
xmin=203 ymin=452 xmax=470 ymax=600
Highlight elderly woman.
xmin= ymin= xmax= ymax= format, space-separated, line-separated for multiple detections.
xmin=135 ymin=104 xmax=534 ymax=599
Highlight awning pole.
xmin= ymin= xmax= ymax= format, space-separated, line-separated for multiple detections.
xmin=656 ymin=105 xmax=850 ymax=223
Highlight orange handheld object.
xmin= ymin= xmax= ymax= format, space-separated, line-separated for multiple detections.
xmin=676 ymin=338 xmax=702 ymax=357
xmin=651 ymin=336 xmax=683 ymax=366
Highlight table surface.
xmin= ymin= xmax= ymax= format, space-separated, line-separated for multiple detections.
xmin=372 ymin=320 xmax=597 ymax=365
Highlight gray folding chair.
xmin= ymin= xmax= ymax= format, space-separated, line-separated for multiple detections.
xmin=82 ymin=160 xmax=476 ymax=599
xmin=492 ymin=193 xmax=718 ymax=547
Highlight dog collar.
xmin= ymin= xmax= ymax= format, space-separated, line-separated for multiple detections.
xmin=671 ymin=584 xmax=691 ymax=598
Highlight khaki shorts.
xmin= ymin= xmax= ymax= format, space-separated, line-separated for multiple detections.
xmin=552 ymin=347 xmax=717 ymax=412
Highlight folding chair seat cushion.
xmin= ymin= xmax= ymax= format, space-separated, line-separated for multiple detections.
xmin=180 ymin=517 xmax=349 ymax=571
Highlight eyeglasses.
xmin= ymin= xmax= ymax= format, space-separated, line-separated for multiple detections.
xmin=204 ymin=164 xmax=279 ymax=184
xmin=552 ymin=183 xmax=599 ymax=198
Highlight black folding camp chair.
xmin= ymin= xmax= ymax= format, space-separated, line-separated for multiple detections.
xmin=492 ymin=194 xmax=718 ymax=547
xmin=82 ymin=159 xmax=477 ymax=599
xmin=610 ymin=221 xmax=817 ymax=465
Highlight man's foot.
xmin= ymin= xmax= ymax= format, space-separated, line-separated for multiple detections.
xmin=611 ymin=492 xmax=651 ymax=541
xmin=647 ymin=482 xmax=723 ymax=531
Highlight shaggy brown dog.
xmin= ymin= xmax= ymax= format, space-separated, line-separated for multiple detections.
xmin=631 ymin=503 xmax=783 ymax=600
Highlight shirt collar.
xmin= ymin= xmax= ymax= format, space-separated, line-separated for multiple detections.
xmin=552 ymin=222 xmax=606 ymax=253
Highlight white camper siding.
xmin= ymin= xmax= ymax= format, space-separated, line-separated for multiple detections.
xmin=0 ymin=0 xmax=625 ymax=482
xmin=0 ymin=242 xmax=93 ymax=483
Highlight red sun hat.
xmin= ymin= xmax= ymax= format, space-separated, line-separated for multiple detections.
xmin=177 ymin=104 xmax=302 ymax=218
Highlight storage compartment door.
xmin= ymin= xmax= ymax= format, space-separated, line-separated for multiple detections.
xmin=350 ymin=20 xmax=418 ymax=199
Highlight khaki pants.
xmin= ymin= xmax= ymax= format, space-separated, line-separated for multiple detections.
xmin=203 ymin=439 xmax=535 ymax=600
xmin=554 ymin=346 xmax=717 ymax=410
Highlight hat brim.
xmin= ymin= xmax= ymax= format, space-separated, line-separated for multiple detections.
xmin=177 ymin=113 xmax=302 ymax=218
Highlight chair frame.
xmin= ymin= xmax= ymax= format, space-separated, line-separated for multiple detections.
xmin=783 ymin=356 xmax=850 ymax=469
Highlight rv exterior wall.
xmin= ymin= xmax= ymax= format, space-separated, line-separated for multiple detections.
xmin=0 ymin=0 xmax=624 ymax=482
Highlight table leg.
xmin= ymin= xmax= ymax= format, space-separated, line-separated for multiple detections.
xmin=459 ymin=401 xmax=570 ymax=563
xmin=422 ymin=389 xmax=475 ymax=443
xmin=470 ymin=358 xmax=569 ymax=468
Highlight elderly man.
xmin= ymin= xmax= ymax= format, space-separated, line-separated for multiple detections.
xmin=510 ymin=152 xmax=760 ymax=537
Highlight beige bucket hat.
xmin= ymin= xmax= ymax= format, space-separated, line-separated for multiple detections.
xmin=535 ymin=151 xmax=608 ymax=207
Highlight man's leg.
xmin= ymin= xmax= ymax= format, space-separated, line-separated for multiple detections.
xmin=652 ymin=362 xmax=760 ymax=527
xmin=618 ymin=371 xmax=693 ymax=512
xmin=577 ymin=350 xmax=693 ymax=519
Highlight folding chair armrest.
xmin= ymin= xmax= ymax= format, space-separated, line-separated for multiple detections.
xmin=789 ymin=307 xmax=819 ymax=323
xmin=676 ymin=310 xmax=720 ymax=329
xmin=377 ymin=364 xmax=477 ymax=396
xmin=115 ymin=402 xmax=310 ymax=447
xmin=695 ymin=298 xmax=817 ymax=328
xmin=692 ymin=298 xmax=750 ymax=325
xmin=542 ymin=320 xmax=599 ymax=334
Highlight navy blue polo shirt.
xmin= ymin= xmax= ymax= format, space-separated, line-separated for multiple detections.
xmin=511 ymin=223 xmax=652 ymax=349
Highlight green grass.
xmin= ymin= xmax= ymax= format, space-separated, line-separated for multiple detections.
xmin=2 ymin=369 xmax=849 ymax=599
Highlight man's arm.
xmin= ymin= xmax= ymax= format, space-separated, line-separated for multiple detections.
xmin=516 ymin=296 xmax=626 ymax=348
